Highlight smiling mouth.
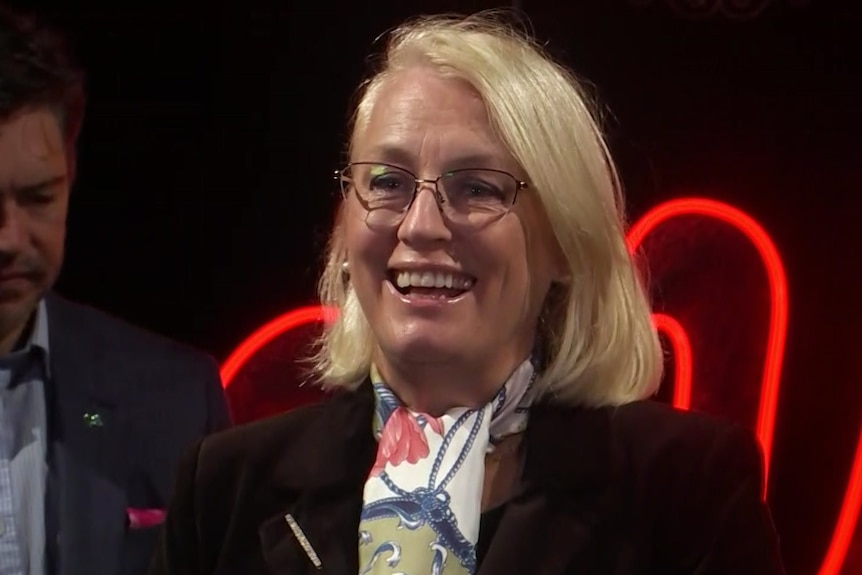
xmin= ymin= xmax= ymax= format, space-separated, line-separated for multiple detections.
xmin=388 ymin=270 xmax=476 ymax=299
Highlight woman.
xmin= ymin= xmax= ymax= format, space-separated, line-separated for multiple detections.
xmin=150 ymin=13 xmax=785 ymax=575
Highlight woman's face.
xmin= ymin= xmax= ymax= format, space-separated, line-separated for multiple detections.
xmin=344 ymin=67 xmax=564 ymax=390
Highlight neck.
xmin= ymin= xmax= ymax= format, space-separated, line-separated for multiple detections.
xmin=0 ymin=315 xmax=32 ymax=356
xmin=375 ymin=354 xmax=527 ymax=417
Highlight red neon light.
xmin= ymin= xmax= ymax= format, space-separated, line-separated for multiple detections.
xmin=626 ymin=197 xmax=788 ymax=488
xmin=652 ymin=313 xmax=693 ymax=410
xmin=219 ymin=306 xmax=333 ymax=384
xmin=221 ymin=307 xmax=697 ymax=411
xmin=818 ymin=428 xmax=862 ymax=575
xmin=221 ymin=198 xmax=860 ymax=575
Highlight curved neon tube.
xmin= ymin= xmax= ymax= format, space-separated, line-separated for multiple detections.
xmin=626 ymin=197 xmax=788 ymax=489
xmin=219 ymin=306 xmax=334 ymax=384
xmin=652 ymin=313 xmax=693 ymax=410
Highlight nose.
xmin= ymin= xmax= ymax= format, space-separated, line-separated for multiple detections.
xmin=0 ymin=199 xmax=27 ymax=255
xmin=396 ymin=184 xmax=452 ymax=246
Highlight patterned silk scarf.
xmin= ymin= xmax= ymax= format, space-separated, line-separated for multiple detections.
xmin=358 ymin=358 xmax=537 ymax=574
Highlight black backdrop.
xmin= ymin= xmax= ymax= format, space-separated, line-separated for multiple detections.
xmin=6 ymin=1 xmax=862 ymax=573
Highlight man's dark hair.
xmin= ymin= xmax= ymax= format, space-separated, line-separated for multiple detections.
xmin=0 ymin=3 xmax=85 ymax=148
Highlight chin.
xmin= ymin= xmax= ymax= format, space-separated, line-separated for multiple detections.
xmin=0 ymin=286 xmax=36 ymax=308
xmin=0 ymin=298 xmax=38 ymax=333
xmin=383 ymin=332 xmax=471 ymax=365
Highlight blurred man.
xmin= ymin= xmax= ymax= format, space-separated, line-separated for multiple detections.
xmin=0 ymin=5 xmax=231 ymax=574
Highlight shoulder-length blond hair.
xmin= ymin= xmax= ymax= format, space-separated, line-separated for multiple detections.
xmin=311 ymin=12 xmax=663 ymax=407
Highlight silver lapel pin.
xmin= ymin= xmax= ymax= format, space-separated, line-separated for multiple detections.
xmin=284 ymin=513 xmax=323 ymax=570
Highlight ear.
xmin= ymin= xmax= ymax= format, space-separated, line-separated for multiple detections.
xmin=517 ymin=190 xmax=572 ymax=291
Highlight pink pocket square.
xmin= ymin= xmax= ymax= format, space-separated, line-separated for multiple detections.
xmin=126 ymin=508 xmax=165 ymax=529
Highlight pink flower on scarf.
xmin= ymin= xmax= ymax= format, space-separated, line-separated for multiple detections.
xmin=371 ymin=407 xmax=443 ymax=476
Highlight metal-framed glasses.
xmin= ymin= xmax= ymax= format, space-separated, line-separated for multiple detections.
xmin=335 ymin=162 xmax=528 ymax=229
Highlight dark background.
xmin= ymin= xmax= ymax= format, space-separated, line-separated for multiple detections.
xmin=8 ymin=0 xmax=862 ymax=573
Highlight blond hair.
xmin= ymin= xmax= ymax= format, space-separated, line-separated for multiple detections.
xmin=311 ymin=11 xmax=663 ymax=407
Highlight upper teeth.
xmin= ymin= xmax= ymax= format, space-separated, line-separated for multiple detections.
xmin=395 ymin=271 xmax=473 ymax=290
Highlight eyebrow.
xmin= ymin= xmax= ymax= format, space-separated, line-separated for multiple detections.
xmin=362 ymin=144 xmax=508 ymax=172
xmin=6 ymin=176 xmax=67 ymax=195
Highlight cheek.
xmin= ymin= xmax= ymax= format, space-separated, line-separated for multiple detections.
xmin=344 ymin=214 xmax=396 ymax=301
xmin=33 ymin=221 xmax=66 ymax=263
xmin=346 ymin=218 xmax=387 ymax=267
xmin=28 ymin=204 xmax=68 ymax=260
xmin=475 ymin=224 xmax=533 ymax=304
xmin=496 ymin=218 xmax=555 ymax=318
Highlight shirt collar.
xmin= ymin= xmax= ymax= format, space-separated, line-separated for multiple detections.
xmin=24 ymin=299 xmax=50 ymax=377
xmin=0 ymin=299 xmax=51 ymax=387
xmin=30 ymin=299 xmax=50 ymax=353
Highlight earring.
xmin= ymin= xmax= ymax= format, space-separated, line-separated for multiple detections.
xmin=341 ymin=261 xmax=350 ymax=281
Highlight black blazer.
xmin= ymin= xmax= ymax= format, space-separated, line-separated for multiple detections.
xmin=44 ymin=294 xmax=231 ymax=575
xmin=149 ymin=380 xmax=785 ymax=575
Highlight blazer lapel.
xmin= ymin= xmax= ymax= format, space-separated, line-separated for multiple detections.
xmin=479 ymin=404 xmax=622 ymax=574
xmin=46 ymin=295 xmax=128 ymax=575
xmin=259 ymin=383 xmax=377 ymax=575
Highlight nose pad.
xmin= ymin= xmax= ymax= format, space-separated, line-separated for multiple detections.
xmin=432 ymin=188 xmax=446 ymax=207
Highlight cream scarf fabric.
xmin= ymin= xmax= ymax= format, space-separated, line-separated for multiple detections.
xmin=358 ymin=358 xmax=536 ymax=574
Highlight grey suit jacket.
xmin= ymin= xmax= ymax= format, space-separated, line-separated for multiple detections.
xmin=44 ymin=294 xmax=231 ymax=575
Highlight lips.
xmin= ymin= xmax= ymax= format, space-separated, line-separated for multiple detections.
xmin=388 ymin=269 xmax=476 ymax=299
xmin=0 ymin=266 xmax=36 ymax=282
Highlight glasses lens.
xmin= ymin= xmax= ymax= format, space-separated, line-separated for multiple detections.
xmin=355 ymin=162 xmax=411 ymax=200
xmin=345 ymin=164 xmax=412 ymax=228
xmin=438 ymin=169 xmax=517 ymax=226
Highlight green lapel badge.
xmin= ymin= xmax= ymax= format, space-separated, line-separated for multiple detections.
xmin=83 ymin=412 xmax=104 ymax=428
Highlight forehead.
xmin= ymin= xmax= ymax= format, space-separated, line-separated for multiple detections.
xmin=353 ymin=68 xmax=512 ymax=169
xmin=0 ymin=108 xmax=67 ymax=188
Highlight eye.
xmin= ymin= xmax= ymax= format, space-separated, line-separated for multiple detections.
xmin=447 ymin=172 xmax=507 ymax=202
xmin=464 ymin=181 xmax=502 ymax=198
xmin=24 ymin=192 xmax=55 ymax=205
xmin=370 ymin=173 xmax=407 ymax=191
xmin=18 ymin=186 xmax=58 ymax=206
xmin=367 ymin=168 xmax=412 ymax=196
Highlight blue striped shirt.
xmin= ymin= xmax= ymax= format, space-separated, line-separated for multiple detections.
xmin=0 ymin=300 xmax=49 ymax=575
